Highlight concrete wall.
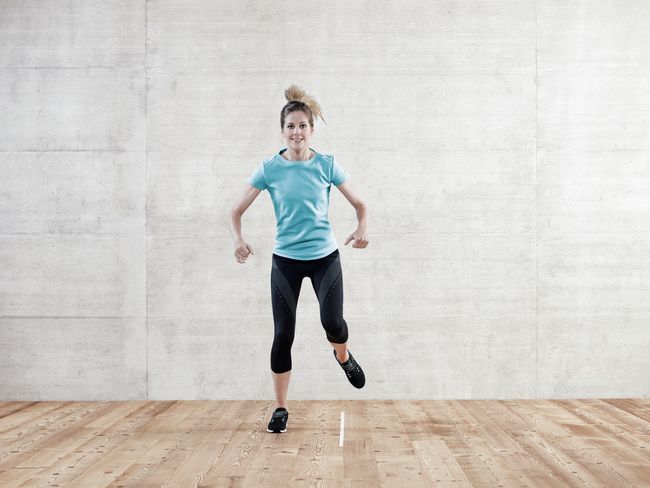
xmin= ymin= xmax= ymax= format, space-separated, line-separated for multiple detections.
xmin=1 ymin=1 xmax=648 ymax=400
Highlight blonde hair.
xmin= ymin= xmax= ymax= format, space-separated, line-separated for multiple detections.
xmin=281 ymin=84 xmax=326 ymax=129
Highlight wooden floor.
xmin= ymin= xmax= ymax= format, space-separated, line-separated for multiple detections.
xmin=0 ymin=399 xmax=648 ymax=487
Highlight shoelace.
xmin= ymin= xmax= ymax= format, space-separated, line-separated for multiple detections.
xmin=342 ymin=359 xmax=360 ymax=376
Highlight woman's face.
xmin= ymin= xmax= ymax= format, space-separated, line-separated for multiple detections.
xmin=282 ymin=111 xmax=313 ymax=151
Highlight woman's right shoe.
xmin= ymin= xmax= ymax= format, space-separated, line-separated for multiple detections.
xmin=334 ymin=349 xmax=366 ymax=388
xmin=267 ymin=407 xmax=288 ymax=433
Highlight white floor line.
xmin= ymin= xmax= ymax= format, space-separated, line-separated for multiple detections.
xmin=339 ymin=411 xmax=345 ymax=447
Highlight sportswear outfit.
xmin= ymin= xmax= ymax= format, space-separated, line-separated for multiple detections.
xmin=247 ymin=147 xmax=365 ymax=432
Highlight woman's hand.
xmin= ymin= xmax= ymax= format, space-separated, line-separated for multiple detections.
xmin=344 ymin=227 xmax=369 ymax=249
xmin=234 ymin=239 xmax=255 ymax=264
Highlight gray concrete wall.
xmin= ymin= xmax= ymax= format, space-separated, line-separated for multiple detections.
xmin=1 ymin=1 xmax=648 ymax=400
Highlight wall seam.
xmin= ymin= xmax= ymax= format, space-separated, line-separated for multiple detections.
xmin=534 ymin=0 xmax=539 ymax=398
xmin=145 ymin=0 xmax=149 ymax=401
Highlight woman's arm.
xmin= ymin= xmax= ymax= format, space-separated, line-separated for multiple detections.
xmin=336 ymin=182 xmax=369 ymax=249
xmin=229 ymin=184 xmax=262 ymax=262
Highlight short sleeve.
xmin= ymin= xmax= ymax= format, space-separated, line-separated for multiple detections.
xmin=246 ymin=162 xmax=267 ymax=191
xmin=330 ymin=155 xmax=350 ymax=186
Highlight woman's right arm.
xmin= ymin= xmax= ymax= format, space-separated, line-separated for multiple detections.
xmin=229 ymin=184 xmax=262 ymax=264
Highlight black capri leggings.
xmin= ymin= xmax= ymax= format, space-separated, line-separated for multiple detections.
xmin=270 ymin=249 xmax=349 ymax=374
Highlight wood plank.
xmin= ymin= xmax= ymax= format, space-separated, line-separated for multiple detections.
xmin=8 ymin=401 xmax=177 ymax=488
xmin=506 ymin=400 xmax=642 ymax=487
xmin=343 ymin=400 xmax=380 ymax=483
xmin=15 ymin=402 xmax=142 ymax=469
xmin=109 ymin=400 xmax=244 ymax=487
xmin=0 ymin=402 xmax=110 ymax=471
xmin=64 ymin=401 xmax=215 ymax=487
xmin=396 ymin=401 xmax=473 ymax=486
xmin=201 ymin=401 xmax=279 ymax=484
xmin=368 ymin=400 xmax=436 ymax=487
xmin=291 ymin=399 xmax=342 ymax=482
xmin=0 ymin=402 xmax=40 ymax=422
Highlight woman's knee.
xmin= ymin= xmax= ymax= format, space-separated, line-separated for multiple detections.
xmin=273 ymin=328 xmax=294 ymax=347
xmin=321 ymin=316 xmax=348 ymax=343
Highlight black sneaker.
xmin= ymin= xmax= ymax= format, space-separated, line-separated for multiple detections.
xmin=334 ymin=349 xmax=365 ymax=388
xmin=267 ymin=407 xmax=288 ymax=433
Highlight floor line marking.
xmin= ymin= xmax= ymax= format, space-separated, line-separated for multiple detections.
xmin=339 ymin=411 xmax=345 ymax=447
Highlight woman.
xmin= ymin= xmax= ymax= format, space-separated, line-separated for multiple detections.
xmin=229 ymin=85 xmax=369 ymax=434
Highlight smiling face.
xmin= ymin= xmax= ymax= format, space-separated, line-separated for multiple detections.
xmin=282 ymin=110 xmax=313 ymax=151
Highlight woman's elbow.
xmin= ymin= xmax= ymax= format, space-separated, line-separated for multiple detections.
xmin=354 ymin=201 xmax=367 ymax=211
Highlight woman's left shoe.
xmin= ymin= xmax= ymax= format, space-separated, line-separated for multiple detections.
xmin=267 ymin=407 xmax=288 ymax=433
xmin=334 ymin=349 xmax=365 ymax=388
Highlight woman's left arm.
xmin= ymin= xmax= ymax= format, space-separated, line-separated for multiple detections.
xmin=336 ymin=182 xmax=369 ymax=249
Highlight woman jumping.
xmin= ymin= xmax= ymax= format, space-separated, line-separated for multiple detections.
xmin=229 ymin=85 xmax=368 ymax=433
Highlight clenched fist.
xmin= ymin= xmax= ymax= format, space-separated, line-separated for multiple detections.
xmin=234 ymin=239 xmax=254 ymax=264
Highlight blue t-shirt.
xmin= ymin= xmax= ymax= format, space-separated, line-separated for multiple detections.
xmin=246 ymin=148 xmax=350 ymax=260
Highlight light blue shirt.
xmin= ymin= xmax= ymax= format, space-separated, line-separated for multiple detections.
xmin=246 ymin=148 xmax=350 ymax=260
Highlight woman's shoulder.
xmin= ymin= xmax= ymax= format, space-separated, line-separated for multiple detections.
xmin=259 ymin=151 xmax=282 ymax=166
xmin=317 ymin=151 xmax=335 ymax=163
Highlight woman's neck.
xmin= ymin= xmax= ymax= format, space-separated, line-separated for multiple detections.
xmin=282 ymin=147 xmax=314 ymax=161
